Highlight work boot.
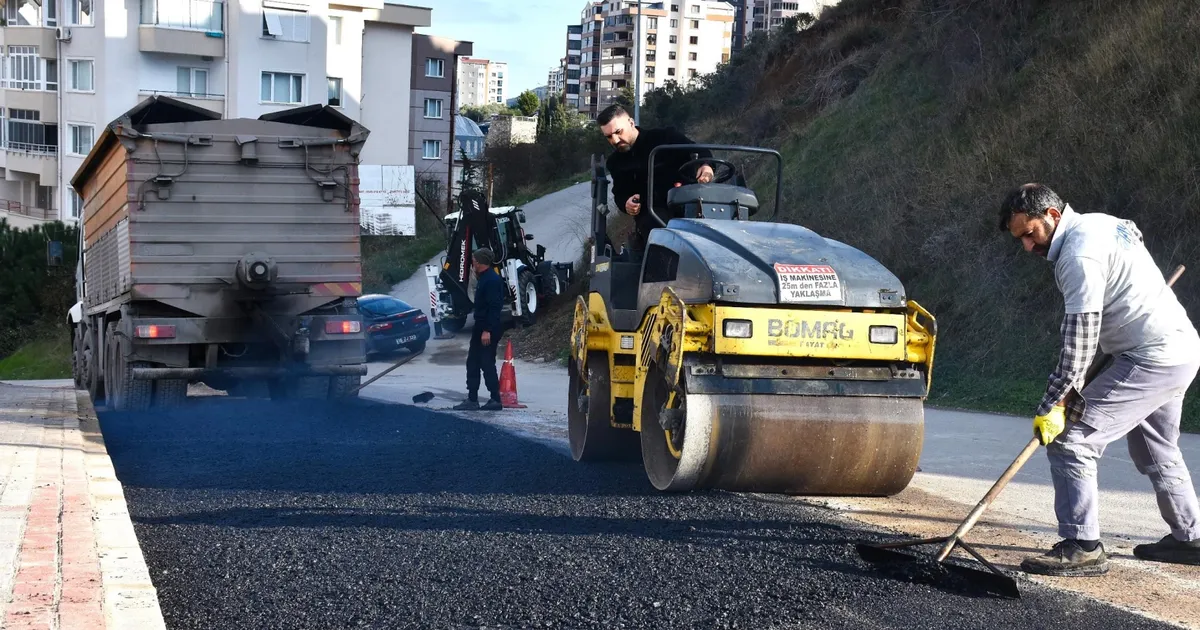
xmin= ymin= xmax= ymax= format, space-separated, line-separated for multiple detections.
xmin=1020 ymin=539 xmax=1109 ymax=577
xmin=480 ymin=398 xmax=503 ymax=411
xmin=1133 ymin=534 xmax=1200 ymax=566
xmin=453 ymin=397 xmax=479 ymax=411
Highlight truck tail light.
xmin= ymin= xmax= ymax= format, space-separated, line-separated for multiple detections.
xmin=325 ymin=320 xmax=362 ymax=334
xmin=135 ymin=325 xmax=176 ymax=339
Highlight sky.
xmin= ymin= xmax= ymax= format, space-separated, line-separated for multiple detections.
xmin=407 ymin=0 xmax=585 ymax=100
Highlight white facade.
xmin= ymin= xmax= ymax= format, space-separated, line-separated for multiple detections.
xmin=0 ymin=0 xmax=431 ymax=227
xmin=455 ymin=57 xmax=506 ymax=109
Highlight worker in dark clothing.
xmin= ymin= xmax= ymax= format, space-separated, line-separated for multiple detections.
xmin=597 ymin=104 xmax=714 ymax=255
xmin=454 ymin=248 xmax=505 ymax=411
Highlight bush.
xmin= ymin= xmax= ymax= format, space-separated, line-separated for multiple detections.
xmin=0 ymin=219 xmax=79 ymax=360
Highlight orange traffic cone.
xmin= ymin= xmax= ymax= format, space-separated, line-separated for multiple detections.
xmin=499 ymin=339 xmax=526 ymax=409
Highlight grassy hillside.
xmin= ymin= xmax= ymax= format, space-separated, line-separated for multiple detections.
xmin=640 ymin=0 xmax=1200 ymax=430
xmin=0 ymin=329 xmax=71 ymax=380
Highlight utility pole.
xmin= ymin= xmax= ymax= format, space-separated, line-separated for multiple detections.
xmin=634 ymin=1 xmax=641 ymax=124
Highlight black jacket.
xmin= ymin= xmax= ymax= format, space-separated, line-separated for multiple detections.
xmin=607 ymin=126 xmax=712 ymax=229
xmin=472 ymin=268 xmax=504 ymax=335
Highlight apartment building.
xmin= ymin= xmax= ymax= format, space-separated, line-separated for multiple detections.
xmin=456 ymin=57 xmax=507 ymax=108
xmin=732 ymin=0 xmax=840 ymax=51
xmin=573 ymin=0 xmax=733 ymax=120
xmin=0 ymin=0 xmax=453 ymax=229
xmin=547 ymin=61 xmax=564 ymax=97
xmin=562 ymin=23 xmax=582 ymax=109
xmin=409 ymin=33 xmax=472 ymax=209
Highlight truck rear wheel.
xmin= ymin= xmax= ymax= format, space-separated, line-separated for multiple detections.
xmin=330 ymin=375 xmax=361 ymax=399
xmin=105 ymin=323 xmax=152 ymax=412
xmin=154 ymin=379 xmax=188 ymax=408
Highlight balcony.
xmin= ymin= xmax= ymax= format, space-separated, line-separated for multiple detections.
xmin=5 ymin=144 xmax=58 ymax=186
xmin=138 ymin=89 xmax=224 ymax=114
xmin=139 ymin=0 xmax=225 ymax=57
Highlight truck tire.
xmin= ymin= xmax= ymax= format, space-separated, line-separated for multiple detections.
xmin=83 ymin=324 xmax=103 ymax=404
xmin=330 ymin=375 xmax=361 ymax=399
xmin=154 ymin=379 xmax=188 ymax=408
xmin=105 ymin=323 xmax=152 ymax=412
xmin=441 ymin=317 xmax=466 ymax=334
xmin=518 ymin=269 xmax=537 ymax=327
xmin=71 ymin=327 xmax=83 ymax=388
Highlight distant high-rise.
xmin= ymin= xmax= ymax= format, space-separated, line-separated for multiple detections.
xmin=569 ymin=1 xmax=735 ymax=120
xmin=731 ymin=1 xmax=842 ymax=53
xmin=457 ymin=57 xmax=509 ymax=107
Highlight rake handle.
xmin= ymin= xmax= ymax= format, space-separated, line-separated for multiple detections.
xmin=934 ymin=263 xmax=1186 ymax=564
xmin=934 ymin=437 xmax=1041 ymax=562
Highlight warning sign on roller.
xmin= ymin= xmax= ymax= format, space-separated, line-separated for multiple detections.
xmin=774 ymin=263 xmax=843 ymax=303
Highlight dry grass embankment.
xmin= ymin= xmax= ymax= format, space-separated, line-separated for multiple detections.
xmin=649 ymin=0 xmax=1200 ymax=430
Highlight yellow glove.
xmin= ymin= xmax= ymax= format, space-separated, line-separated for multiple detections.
xmin=1033 ymin=405 xmax=1066 ymax=446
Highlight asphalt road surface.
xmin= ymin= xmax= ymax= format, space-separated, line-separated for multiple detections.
xmin=98 ymin=397 xmax=1180 ymax=630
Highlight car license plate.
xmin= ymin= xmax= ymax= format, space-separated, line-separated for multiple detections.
xmin=396 ymin=335 xmax=417 ymax=345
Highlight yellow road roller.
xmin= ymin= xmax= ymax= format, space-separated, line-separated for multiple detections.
xmin=568 ymin=144 xmax=937 ymax=496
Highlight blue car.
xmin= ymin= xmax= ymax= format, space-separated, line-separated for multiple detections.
xmin=358 ymin=294 xmax=430 ymax=357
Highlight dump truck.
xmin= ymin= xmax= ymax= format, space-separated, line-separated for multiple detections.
xmin=570 ymin=145 xmax=937 ymax=496
xmin=67 ymin=96 xmax=370 ymax=411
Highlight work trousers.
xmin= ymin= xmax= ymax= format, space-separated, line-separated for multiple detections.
xmin=466 ymin=327 xmax=501 ymax=402
xmin=1047 ymin=354 xmax=1200 ymax=541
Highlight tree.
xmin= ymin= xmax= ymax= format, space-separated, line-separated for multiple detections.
xmin=615 ymin=84 xmax=636 ymax=110
xmin=516 ymin=90 xmax=540 ymax=117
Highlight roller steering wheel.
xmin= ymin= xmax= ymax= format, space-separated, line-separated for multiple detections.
xmin=678 ymin=158 xmax=737 ymax=185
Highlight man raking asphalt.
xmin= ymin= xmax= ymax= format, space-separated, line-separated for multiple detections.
xmin=999 ymin=183 xmax=1200 ymax=575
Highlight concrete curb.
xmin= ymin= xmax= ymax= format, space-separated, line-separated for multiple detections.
xmin=74 ymin=390 xmax=168 ymax=630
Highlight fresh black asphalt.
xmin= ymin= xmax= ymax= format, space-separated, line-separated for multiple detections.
xmin=97 ymin=397 xmax=1179 ymax=630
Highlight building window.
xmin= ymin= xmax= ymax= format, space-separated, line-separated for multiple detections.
xmin=69 ymin=187 xmax=84 ymax=219
xmin=36 ymin=185 xmax=53 ymax=211
xmin=329 ymin=15 xmax=342 ymax=45
xmin=68 ymin=59 xmax=94 ymax=92
xmin=670 ymin=18 xmax=677 ymax=27
xmin=68 ymin=124 xmax=93 ymax=155
xmin=422 ymin=139 xmax=441 ymax=160
xmin=326 ymin=77 xmax=342 ymax=106
xmin=5 ymin=47 xmax=41 ymax=90
xmin=667 ymin=67 xmax=676 ymax=76
xmin=177 ymin=67 xmax=208 ymax=96
xmin=424 ymin=98 xmax=442 ymax=119
xmin=690 ymin=19 xmax=699 ymax=28
xmin=425 ymin=58 xmax=444 ymax=78
xmin=670 ymin=4 xmax=678 ymax=11
xmin=689 ymin=36 xmax=698 ymax=44
xmin=669 ymin=35 xmax=677 ymax=44
xmin=5 ymin=0 xmax=56 ymax=27
xmin=422 ymin=179 xmax=439 ymax=200
xmin=67 ymin=0 xmax=92 ymax=26
xmin=669 ymin=51 xmax=677 ymax=60
xmin=260 ymin=71 xmax=303 ymax=104
xmin=6 ymin=109 xmax=54 ymax=153
xmin=690 ymin=4 xmax=699 ymax=13
xmin=688 ymin=52 xmax=697 ymax=61
xmin=647 ymin=17 xmax=657 ymax=29
xmin=262 ymin=3 xmax=309 ymax=42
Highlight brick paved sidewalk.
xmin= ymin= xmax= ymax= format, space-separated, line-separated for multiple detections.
xmin=0 ymin=382 xmax=165 ymax=630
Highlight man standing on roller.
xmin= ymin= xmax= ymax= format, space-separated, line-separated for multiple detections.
xmin=999 ymin=182 xmax=1200 ymax=576
xmin=597 ymin=104 xmax=714 ymax=255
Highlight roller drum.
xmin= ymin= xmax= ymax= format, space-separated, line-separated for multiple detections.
xmin=642 ymin=374 xmax=924 ymax=496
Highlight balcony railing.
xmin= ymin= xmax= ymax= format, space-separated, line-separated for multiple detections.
xmin=1 ymin=199 xmax=55 ymax=221
xmin=140 ymin=0 xmax=224 ymax=32
xmin=6 ymin=141 xmax=57 ymax=155
xmin=139 ymin=88 xmax=225 ymax=100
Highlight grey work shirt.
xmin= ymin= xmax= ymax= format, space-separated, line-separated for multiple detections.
xmin=1047 ymin=204 xmax=1200 ymax=366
